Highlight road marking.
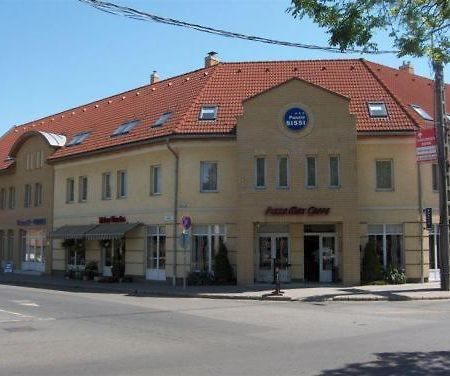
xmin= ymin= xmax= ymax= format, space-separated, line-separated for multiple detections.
xmin=12 ymin=300 xmax=40 ymax=307
xmin=0 ymin=309 xmax=33 ymax=318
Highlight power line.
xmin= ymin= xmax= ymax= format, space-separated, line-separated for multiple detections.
xmin=78 ymin=0 xmax=399 ymax=55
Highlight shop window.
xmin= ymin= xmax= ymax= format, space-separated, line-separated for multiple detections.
xmin=24 ymin=184 xmax=32 ymax=208
xmin=150 ymin=165 xmax=162 ymax=195
xmin=277 ymin=156 xmax=289 ymax=189
xmin=368 ymin=224 xmax=403 ymax=270
xmin=191 ymin=225 xmax=226 ymax=273
xmin=376 ymin=160 xmax=393 ymax=190
xmin=66 ymin=240 xmax=86 ymax=268
xmin=153 ymin=112 xmax=171 ymax=127
xmin=22 ymin=229 xmax=45 ymax=264
xmin=367 ymin=102 xmax=388 ymax=118
xmin=306 ymin=156 xmax=317 ymax=188
xmin=147 ymin=226 xmax=166 ymax=270
xmin=255 ymin=156 xmax=266 ymax=189
xmin=428 ymin=225 xmax=440 ymax=272
xmin=329 ymin=155 xmax=340 ymax=187
xmin=66 ymin=178 xmax=75 ymax=203
xmin=7 ymin=230 xmax=14 ymax=261
xmin=8 ymin=187 xmax=15 ymax=209
xmin=34 ymin=183 xmax=43 ymax=207
xmin=102 ymin=172 xmax=112 ymax=200
xmin=117 ymin=170 xmax=127 ymax=198
xmin=200 ymin=162 xmax=218 ymax=192
xmin=112 ymin=120 xmax=140 ymax=136
xmin=199 ymin=106 xmax=218 ymax=120
xmin=0 ymin=188 xmax=5 ymax=210
xmin=79 ymin=176 xmax=88 ymax=202
xmin=432 ymin=163 xmax=438 ymax=192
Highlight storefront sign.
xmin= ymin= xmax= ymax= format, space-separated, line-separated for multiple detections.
xmin=98 ymin=216 xmax=126 ymax=224
xmin=17 ymin=218 xmax=47 ymax=226
xmin=284 ymin=107 xmax=309 ymax=131
xmin=265 ymin=206 xmax=330 ymax=216
xmin=416 ymin=128 xmax=437 ymax=162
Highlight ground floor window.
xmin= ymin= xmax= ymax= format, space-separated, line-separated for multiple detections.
xmin=65 ymin=239 xmax=86 ymax=268
xmin=147 ymin=225 xmax=166 ymax=271
xmin=368 ymin=224 xmax=403 ymax=270
xmin=0 ymin=230 xmax=5 ymax=260
xmin=191 ymin=225 xmax=226 ymax=273
xmin=428 ymin=225 xmax=440 ymax=273
xmin=21 ymin=229 xmax=46 ymax=263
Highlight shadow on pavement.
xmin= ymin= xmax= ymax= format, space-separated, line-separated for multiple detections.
xmin=319 ymin=351 xmax=450 ymax=375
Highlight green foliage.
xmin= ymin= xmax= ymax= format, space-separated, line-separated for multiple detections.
xmin=187 ymin=271 xmax=215 ymax=286
xmin=362 ymin=239 xmax=383 ymax=283
xmin=385 ymin=264 xmax=407 ymax=284
xmin=288 ymin=1 xmax=450 ymax=63
xmin=84 ymin=261 xmax=99 ymax=280
xmin=213 ymin=240 xmax=234 ymax=284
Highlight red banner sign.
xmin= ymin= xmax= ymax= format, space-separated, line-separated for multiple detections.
xmin=416 ymin=128 xmax=437 ymax=162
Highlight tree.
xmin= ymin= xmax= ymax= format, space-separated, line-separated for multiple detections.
xmin=213 ymin=240 xmax=234 ymax=284
xmin=288 ymin=1 xmax=450 ymax=63
xmin=362 ymin=240 xmax=383 ymax=284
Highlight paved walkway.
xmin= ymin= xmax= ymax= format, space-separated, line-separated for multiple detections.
xmin=1 ymin=272 xmax=449 ymax=302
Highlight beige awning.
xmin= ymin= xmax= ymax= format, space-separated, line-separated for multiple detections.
xmin=84 ymin=223 xmax=141 ymax=240
xmin=51 ymin=225 xmax=98 ymax=239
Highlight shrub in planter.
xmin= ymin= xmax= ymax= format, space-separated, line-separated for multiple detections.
xmin=84 ymin=261 xmax=99 ymax=280
xmin=362 ymin=239 xmax=383 ymax=283
xmin=187 ymin=271 xmax=214 ymax=286
xmin=385 ymin=264 xmax=407 ymax=284
xmin=213 ymin=240 xmax=234 ymax=284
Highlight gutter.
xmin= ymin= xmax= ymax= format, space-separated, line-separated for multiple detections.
xmin=166 ymin=138 xmax=179 ymax=287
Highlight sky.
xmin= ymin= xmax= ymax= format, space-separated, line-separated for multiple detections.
xmin=1 ymin=0 xmax=448 ymax=135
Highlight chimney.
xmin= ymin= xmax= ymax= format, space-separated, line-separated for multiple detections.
xmin=399 ymin=61 xmax=414 ymax=74
xmin=205 ymin=51 xmax=219 ymax=68
xmin=150 ymin=70 xmax=159 ymax=84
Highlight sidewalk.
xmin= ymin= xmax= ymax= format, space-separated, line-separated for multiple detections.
xmin=1 ymin=272 xmax=450 ymax=302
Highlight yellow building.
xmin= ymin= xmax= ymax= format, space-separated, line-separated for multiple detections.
xmin=0 ymin=55 xmax=448 ymax=285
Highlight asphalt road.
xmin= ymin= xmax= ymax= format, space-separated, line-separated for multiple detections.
xmin=1 ymin=284 xmax=449 ymax=376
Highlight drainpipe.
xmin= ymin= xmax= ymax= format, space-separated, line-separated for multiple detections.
xmin=166 ymin=138 xmax=179 ymax=286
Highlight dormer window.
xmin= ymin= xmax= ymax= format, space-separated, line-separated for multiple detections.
xmin=411 ymin=105 xmax=433 ymax=121
xmin=368 ymin=102 xmax=388 ymax=118
xmin=112 ymin=120 xmax=140 ymax=136
xmin=199 ymin=106 xmax=218 ymax=120
xmin=153 ymin=112 xmax=172 ymax=127
xmin=67 ymin=132 xmax=90 ymax=146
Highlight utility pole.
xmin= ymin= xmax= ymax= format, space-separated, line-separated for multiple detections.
xmin=433 ymin=60 xmax=450 ymax=291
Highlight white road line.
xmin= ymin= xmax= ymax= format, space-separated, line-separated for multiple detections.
xmin=12 ymin=300 xmax=40 ymax=307
xmin=0 ymin=309 xmax=33 ymax=318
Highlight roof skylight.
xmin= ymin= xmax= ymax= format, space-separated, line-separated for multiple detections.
xmin=153 ymin=112 xmax=172 ymax=127
xmin=67 ymin=132 xmax=90 ymax=146
xmin=199 ymin=105 xmax=218 ymax=120
xmin=112 ymin=120 xmax=140 ymax=136
xmin=411 ymin=105 xmax=433 ymax=121
xmin=368 ymin=102 xmax=388 ymax=118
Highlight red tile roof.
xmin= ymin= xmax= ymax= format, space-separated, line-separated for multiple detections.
xmin=1 ymin=58 xmax=448 ymax=170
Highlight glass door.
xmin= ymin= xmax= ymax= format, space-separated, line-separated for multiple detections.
xmin=257 ymin=234 xmax=290 ymax=283
xmin=146 ymin=226 xmax=166 ymax=281
xmin=429 ymin=226 xmax=440 ymax=282
xmin=319 ymin=235 xmax=336 ymax=283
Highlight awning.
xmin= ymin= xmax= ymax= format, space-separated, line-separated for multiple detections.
xmin=51 ymin=225 xmax=98 ymax=239
xmin=85 ymin=223 xmax=141 ymax=240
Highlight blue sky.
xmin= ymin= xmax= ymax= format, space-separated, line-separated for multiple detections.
xmin=1 ymin=0 xmax=448 ymax=135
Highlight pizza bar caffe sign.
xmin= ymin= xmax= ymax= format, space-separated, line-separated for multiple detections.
xmin=266 ymin=206 xmax=330 ymax=216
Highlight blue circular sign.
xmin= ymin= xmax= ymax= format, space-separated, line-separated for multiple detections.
xmin=284 ymin=107 xmax=309 ymax=131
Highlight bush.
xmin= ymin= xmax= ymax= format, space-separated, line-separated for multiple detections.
xmin=187 ymin=271 xmax=215 ymax=286
xmin=83 ymin=261 xmax=99 ymax=280
xmin=362 ymin=239 xmax=383 ymax=283
xmin=385 ymin=264 xmax=406 ymax=284
xmin=213 ymin=240 xmax=234 ymax=284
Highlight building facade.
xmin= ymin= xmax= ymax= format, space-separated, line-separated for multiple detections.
xmin=0 ymin=56 xmax=448 ymax=285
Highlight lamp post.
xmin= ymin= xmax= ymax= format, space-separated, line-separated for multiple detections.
xmin=433 ymin=60 xmax=449 ymax=291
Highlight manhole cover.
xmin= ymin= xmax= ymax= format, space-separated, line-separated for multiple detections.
xmin=3 ymin=326 xmax=36 ymax=333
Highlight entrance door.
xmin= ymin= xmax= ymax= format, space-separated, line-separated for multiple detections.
xmin=429 ymin=226 xmax=440 ymax=282
xmin=146 ymin=227 xmax=166 ymax=281
xmin=102 ymin=239 xmax=125 ymax=277
xmin=304 ymin=234 xmax=337 ymax=283
xmin=319 ymin=235 xmax=336 ymax=283
xmin=257 ymin=234 xmax=290 ymax=283
xmin=102 ymin=241 xmax=113 ymax=277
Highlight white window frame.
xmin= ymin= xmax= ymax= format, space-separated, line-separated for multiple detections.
xmin=34 ymin=183 xmax=43 ymax=207
xmin=367 ymin=102 xmax=388 ymax=118
xmin=66 ymin=178 xmax=75 ymax=204
xmin=79 ymin=176 xmax=88 ymax=202
xmin=199 ymin=106 xmax=218 ymax=120
xmin=375 ymin=159 xmax=394 ymax=191
xmin=200 ymin=161 xmax=218 ymax=192
xmin=146 ymin=225 xmax=166 ymax=270
xmin=305 ymin=155 xmax=317 ymax=188
xmin=368 ymin=224 xmax=404 ymax=270
xmin=191 ymin=225 xmax=227 ymax=273
xmin=329 ymin=155 xmax=340 ymax=188
xmin=102 ymin=172 xmax=112 ymax=200
xmin=117 ymin=170 xmax=127 ymax=198
xmin=24 ymin=184 xmax=32 ymax=208
xmin=150 ymin=165 xmax=162 ymax=195
xmin=277 ymin=156 xmax=289 ymax=189
xmin=255 ymin=156 xmax=266 ymax=189
xmin=8 ymin=187 xmax=15 ymax=210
